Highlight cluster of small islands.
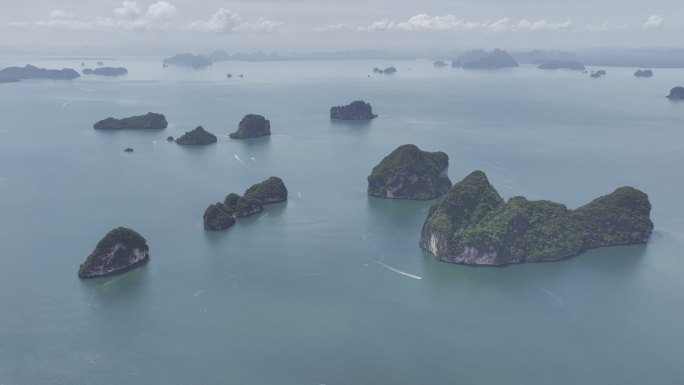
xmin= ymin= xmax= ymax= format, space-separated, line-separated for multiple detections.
xmin=0 ymin=49 xmax=667 ymax=279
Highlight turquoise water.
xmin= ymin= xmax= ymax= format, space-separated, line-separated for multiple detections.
xmin=1 ymin=57 xmax=683 ymax=384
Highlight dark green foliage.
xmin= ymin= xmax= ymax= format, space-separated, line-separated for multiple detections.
xmin=93 ymin=112 xmax=167 ymax=130
xmin=421 ymin=170 xmax=654 ymax=265
xmin=229 ymin=114 xmax=271 ymax=139
xmin=224 ymin=193 xmax=241 ymax=210
xmin=368 ymin=144 xmax=451 ymax=200
xmin=203 ymin=203 xmax=236 ymax=230
xmin=78 ymin=227 xmax=149 ymax=278
xmin=242 ymin=176 xmax=288 ymax=204
xmin=175 ymin=126 xmax=217 ymax=145
xmin=330 ymin=100 xmax=377 ymax=120
xmin=235 ymin=197 xmax=265 ymax=218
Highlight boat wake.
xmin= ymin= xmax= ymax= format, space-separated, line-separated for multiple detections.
xmin=234 ymin=154 xmax=244 ymax=164
xmin=376 ymin=261 xmax=422 ymax=280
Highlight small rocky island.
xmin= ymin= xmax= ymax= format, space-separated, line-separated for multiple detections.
xmin=83 ymin=67 xmax=128 ymax=76
xmin=0 ymin=64 xmax=79 ymax=82
xmin=93 ymin=112 xmax=167 ymax=130
xmin=330 ymin=100 xmax=377 ymax=120
xmin=78 ymin=227 xmax=150 ymax=278
xmin=536 ymin=60 xmax=585 ymax=71
xmin=634 ymin=69 xmax=653 ymax=78
xmin=433 ymin=60 xmax=448 ymax=68
xmin=373 ymin=66 xmax=397 ymax=74
xmin=420 ymin=171 xmax=653 ymax=266
xmin=203 ymin=177 xmax=288 ymax=230
xmin=462 ymin=49 xmax=518 ymax=70
xmin=368 ymin=144 xmax=452 ymax=200
xmin=229 ymin=114 xmax=271 ymax=139
xmin=175 ymin=126 xmax=217 ymax=145
xmin=162 ymin=53 xmax=212 ymax=69
xmin=667 ymin=86 xmax=684 ymax=99
xmin=590 ymin=70 xmax=607 ymax=78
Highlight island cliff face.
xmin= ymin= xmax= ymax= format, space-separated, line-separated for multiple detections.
xmin=667 ymin=87 xmax=684 ymax=99
xmin=203 ymin=177 xmax=288 ymax=229
xmin=462 ymin=50 xmax=518 ymax=70
xmin=368 ymin=144 xmax=452 ymax=200
xmin=420 ymin=171 xmax=653 ymax=266
xmin=0 ymin=64 xmax=79 ymax=82
xmin=94 ymin=112 xmax=167 ymax=130
xmin=229 ymin=114 xmax=271 ymax=139
xmin=78 ymin=227 xmax=149 ymax=278
xmin=330 ymin=100 xmax=377 ymax=120
xmin=175 ymin=126 xmax=217 ymax=145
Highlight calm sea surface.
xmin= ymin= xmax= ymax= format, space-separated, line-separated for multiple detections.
xmin=0 ymin=56 xmax=683 ymax=384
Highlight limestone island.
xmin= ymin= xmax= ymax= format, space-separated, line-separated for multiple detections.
xmin=433 ymin=60 xmax=448 ymax=68
xmin=420 ymin=170 xmax=653 ymax=266
xmin=634 ymin=69 xmax=653 ymax=78
xmin=368 ymin=144 xmax=452 ymax=200
xmin=229 ymin=114 xmax=271 ymax=139
xmin=0 ymin=64 xmax=79 ymax=82
xmin=373 ymin=66 xmax=397 ymax=74
xmin=330 ymin=100 xmax=377 ymax=120
xmin=175 ymin=126 xmax=217 ymax=145
xmin=124 ymin=147 xmax=133 ymax=152
xmin=94 ymin=112 xmax=168 ymax=130
xmin=667 ymin=86 xmax=684 ymax=100
xmin=462 ymin=50 xmax=518 ymax=70
xmin=83 ymin=67 xmax=128 ymax=76
xmin=536 ymin=60 xmax=585 ymax=71
xmin=590 ymin=70 xmax=607 ymax=78
xmin=203 ymin=177 xmax=288 ymax=230
xmin=162 ymin=53 xmax=212 ymax=69
xmin=78 ymin=227 xmax=150 ymax=278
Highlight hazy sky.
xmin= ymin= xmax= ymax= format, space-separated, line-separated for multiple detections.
xmin=2 ymin=0 xmax=683 ymax=54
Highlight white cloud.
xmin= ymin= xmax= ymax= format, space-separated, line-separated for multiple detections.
xmin=48 ymin=10 xmax=76 ymax=20
xmin=146 ymin=1 xmax=176 ymax=19
xmin=188 ymin=8 xmax=283 ymax=33
xmin=321 ymin=14 xmax=573 ymax=33
xmin=644 ymin=14 xmax=663 ymax=28
xmin=113 ymin=1 xmax=142 ymax=18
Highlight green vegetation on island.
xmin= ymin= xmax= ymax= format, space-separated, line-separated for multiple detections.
xmin=0 ymin=64 xmax=80 ymax=83
xmin=229 ymin=114 xmax=271 ymax=139
xmin=420 ymin=171 xmax=654 ymax=266
xmin=93 ymin=112 xmax=168 ymax=130
xmin=368 ymin=144 xmax=451 ymax=200
xmin=330 ymin=100 xmax=377 ymax=120
xmin=203 ymin=177 xmax=288 ymax=230
xmin=175 ymin=126 xmax=217 ymax=145
xmin=78 ymin=227 xmax=149 ymax=278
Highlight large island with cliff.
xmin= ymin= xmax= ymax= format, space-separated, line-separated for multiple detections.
xmin=78 ymin=227 xmax=150 ymax=278
xmin=420 ymin=171 xmax=653 ymax=266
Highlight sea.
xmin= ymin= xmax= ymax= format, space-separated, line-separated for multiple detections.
xmin=0 ymin=56 xmax=683 ymax=384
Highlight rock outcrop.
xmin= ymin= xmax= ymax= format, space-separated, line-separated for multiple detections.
xmin=202 ymin=177 xmax=288 ymax=230
xmin=420 ymin=171 xmax=653 ymax=266
xmin=0 ymin=64 xmax=79 ymax=82
xmin=536 ymin=60 xmax=585 ymax=70
xmin=78 ymin=227 xmax=150 ymax=278
xmin=83 ymin=67 xmax=128 ymax=76
xmin=373 ymin=66 xmax=396 ymax=74
xmin=162 ymin=53 xmax=212 ymax=69
xmin=433 ymin=60 xmax=448 ymax=68
xmin=368 ymin=144 xmax=452 ymax=200
xmin=590 ymin=70 xmax=607 ymax=78
xmin=666 ymin=86 xmax=684 ymax=99
xmin=175 ymin=126 xmax=217 ymax=145
xmin=634 ymin=69 xmax=653 ymax=78
xmin=330 ymin=100 xmax=377 ymax=120
xmin=229 ymin=114 xmax=271 ymax=139
xmin=462 ymin=50 xmax=518 ymax=70
xmin=94 ymin=112 xmax=168 ymax=130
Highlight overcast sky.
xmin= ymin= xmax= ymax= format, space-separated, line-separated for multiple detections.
xmin=2 ymin=0 xmax=683 ymax=54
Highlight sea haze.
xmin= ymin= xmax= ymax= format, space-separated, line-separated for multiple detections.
xmin=0 ymin=57 xmax=683 ymax=384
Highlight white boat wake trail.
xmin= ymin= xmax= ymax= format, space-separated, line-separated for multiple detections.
xmin=537 ymin=287 xmax=563 ymax=306
xmin=250 ymin=157 xmax=258 ymax=163
xmin=234 ymin=154 xmax=244 ymax=164
xmin=376 ymin=261 xmax=422 ymax=280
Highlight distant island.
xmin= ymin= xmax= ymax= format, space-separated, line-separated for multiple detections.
xmin=229 ymin=114 xmax=271 ymax=139
xmin=93 ymin=112 xmax=167 ymax=130
xmin=373 ymin=66 xmax=396 ymax=74
xmin=667 ymin=86 xmax=684 ymax=99
xmin=368 ymin=144 xmax=452 ymax=200
xmin=83 ymin=67 xmax=128 ymax=76
xmin=162 ymin=53 xmax=212 ymax=69
xmin=0 ymin=64 xmax=79 ymax=83
xmin=78 ymin=227 xmax=150 ymax=278
xmin=175 ymin=126 xmax=217 ymax=145
xmin=433 ymin=60 xmax=448 ymax=68
xmin=536 ymin=60 xmax=585 ymax=71
xmin=634 ymin=69 xmax=653 ymax=78
xmin=330 ymin=100 xmax=377 ymax=120
xmin=590 ymin=70 xmax=607 ymax=78
xmin=462 ymin=50 xmax=518 ymax=70
xmin=203 ymin=177 xmax=288 ymax=230
xmin=420 ymin=171 xmax=653 ymax=266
